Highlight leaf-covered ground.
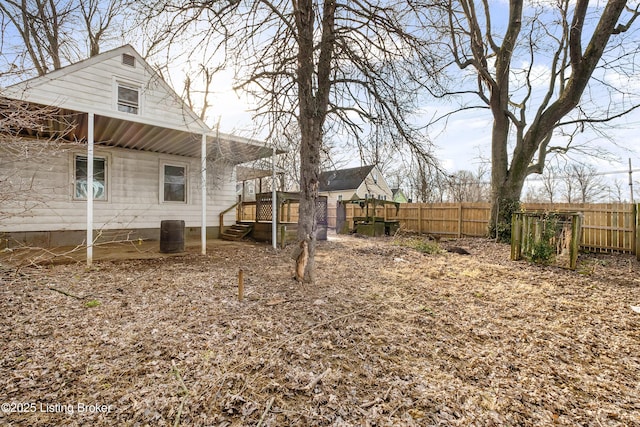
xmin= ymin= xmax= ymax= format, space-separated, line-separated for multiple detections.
xmin=1 ymin=235 xmax=639 ymax=426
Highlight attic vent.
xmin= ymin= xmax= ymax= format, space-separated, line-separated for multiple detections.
xmin=122 ymin=53 xmax=135 ymax=67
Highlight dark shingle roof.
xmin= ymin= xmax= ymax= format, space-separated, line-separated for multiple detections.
xmin=319 ymin=165 xmax=375 ymax=191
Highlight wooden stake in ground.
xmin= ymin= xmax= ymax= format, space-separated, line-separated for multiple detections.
xmin=238 ymin=269 xmax=244 ymax=302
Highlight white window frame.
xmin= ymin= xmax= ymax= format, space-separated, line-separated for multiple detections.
xmin=113 ymin=78 xmax=142 ymax=115
xmin=160 ymin=161 xmax=188 ymax=204
xmin=72 ymin=152 xmax=110 ymax=202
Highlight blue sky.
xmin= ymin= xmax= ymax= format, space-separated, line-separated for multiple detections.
xmin=1 ymin=1 xmax=638 ymax=199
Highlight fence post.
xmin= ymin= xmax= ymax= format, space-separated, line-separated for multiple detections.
xmin=510 ymin=212 xmax=522 ymax=260
xmin=457 ymin=204 xmax=463 ymax=238
xmin=418 ymin=204 xmax=423 ymax=234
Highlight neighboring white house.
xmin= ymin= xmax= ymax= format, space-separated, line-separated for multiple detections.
xmin=319 ymin=165 xmax=393 ymax=204
xmin=0 ymin=45 xmax=272 ymax=253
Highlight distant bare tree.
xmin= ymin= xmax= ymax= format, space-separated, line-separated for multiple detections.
xmin=405 ymin=157 xmax=448 ymax=203
xmin=357 ymin=124 xmax=398 ymax=176
xmin=79 ymin=0 xmax=124 ymax=57
xmin=539 ymin=164 xmax=562 ymax=203
xmin=0 ymin=0 xmax=125 ymax=77
xmin=447 ymin=166 xmax=489 ymax=202
xmin=570 ymin=163 xmax=606 ymax=203
xmin=609 ymin=179 xmax=626 ymax=202
xmin=179 ymin=63 xmax=226 ymax=123
xmin=0 ymin=0 xmax=73 ymax=75
xmin=559 ymin=165 xmax=577 ymax=203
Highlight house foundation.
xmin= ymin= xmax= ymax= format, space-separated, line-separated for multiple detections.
xmin=1 ymin=226 xmax=221 ymax=249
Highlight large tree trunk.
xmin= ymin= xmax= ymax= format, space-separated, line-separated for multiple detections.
xmin=296 ymin=125 xmax=321 ymax=282
xmin=489 ymin=171 xmax=526 ymax=242
xmin=293 ymin=0 xmax=316 ymax=282
xmin=488 ymin=114 xmax=512 ymax=239
xmin=485 ymin=0 xmax=523 ymax=240
xmin=293 ymin=0 xmax=335 ymax=283
xmin=488 ymin=107 xmax=528 ymax=240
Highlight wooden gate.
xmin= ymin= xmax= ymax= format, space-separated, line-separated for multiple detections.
xmin=511 ymin=211 xmax=583 ymax=269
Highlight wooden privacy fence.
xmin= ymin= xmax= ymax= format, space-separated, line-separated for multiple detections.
xmin=242 ymin=200 xmax=638 ymax=255
xmin=329 ymin=202 xmax=639 ymax=255
xmin=329 ymin=202 xmax=491 ymax=237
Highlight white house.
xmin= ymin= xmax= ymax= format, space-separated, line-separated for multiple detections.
xmin=319 ymin=165 xmax=393 ymax=204
xmin=0 ymin=45 xmax=272 ymax=259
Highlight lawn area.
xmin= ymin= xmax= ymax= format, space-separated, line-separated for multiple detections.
xmin=1 ymin=235 xmax=639 ymax=426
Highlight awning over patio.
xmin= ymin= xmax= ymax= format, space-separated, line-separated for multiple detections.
xmin=1 ymin=99 xmax=278 ymax=163
xmin=73 ymin=111 xmax=277 ymax=163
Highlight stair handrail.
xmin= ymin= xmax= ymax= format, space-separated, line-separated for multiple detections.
xmin=219 ymin=199 xmax=243 ymax=238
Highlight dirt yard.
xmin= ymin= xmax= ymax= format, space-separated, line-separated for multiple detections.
xmin=1 ymin=234 xmax=639 ymax=426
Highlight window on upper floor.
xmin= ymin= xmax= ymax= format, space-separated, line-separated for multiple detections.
xmin=117 ymin=84 xmax=139 ymax=114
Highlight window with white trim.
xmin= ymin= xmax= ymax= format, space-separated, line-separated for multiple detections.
xmin=117 ymin=84 xmax=139 ymax=114
xmin=74 ymin=155 xmax=107 ymax=200
xmin=163 ymin=164 xmax=187 ymax=202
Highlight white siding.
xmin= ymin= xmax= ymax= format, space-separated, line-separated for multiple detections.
xmin=5 ymin=47 xmax=204 ymax=133
xmin=0 ymin=146 xmax=237 ymax=232
xmin=356 ymin=167 xmax=394 ymax=200
xmin=1 ymin=45 xmax=249 ymax=237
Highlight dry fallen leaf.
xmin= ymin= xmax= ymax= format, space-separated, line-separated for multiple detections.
xmin=1 ymin=236 xmax=638 ymax=426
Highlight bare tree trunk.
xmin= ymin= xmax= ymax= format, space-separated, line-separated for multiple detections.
xmin=294 ymin=0 xmax=335 ymax=283
xmin=489 ymin=112 xmax=526 ymax=239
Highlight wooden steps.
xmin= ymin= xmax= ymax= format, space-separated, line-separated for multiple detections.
xmin=221 ymin=223 xmax=253 ymax=241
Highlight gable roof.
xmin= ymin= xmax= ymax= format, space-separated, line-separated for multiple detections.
xmin=5 ymin=44 xmax=206 ymax=133
xmin=3 ymin=45 xmax=276 ymax=162
xmin=319 ymin=165 xmax=376 ymax=192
